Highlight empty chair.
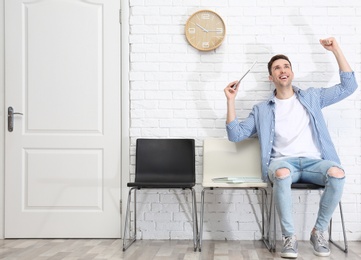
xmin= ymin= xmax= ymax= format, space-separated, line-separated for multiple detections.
xmin=122 ymin=138 xmax=198 ymax=251
xmin=199 ymin=138 xmax=271 ymax=251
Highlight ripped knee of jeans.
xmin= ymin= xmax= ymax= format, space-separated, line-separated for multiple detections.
xmin=275 ymin=168 xmax=291 ymax=179
xmin=327 ymin=166 xmax=345 ymax=178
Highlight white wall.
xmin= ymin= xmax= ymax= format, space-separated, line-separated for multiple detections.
xmin=128 ymin=0 xmax=361 ymax=241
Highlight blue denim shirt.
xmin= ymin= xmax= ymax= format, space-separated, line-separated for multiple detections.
xmin=226 ymin=71 xmax=358 ymax=181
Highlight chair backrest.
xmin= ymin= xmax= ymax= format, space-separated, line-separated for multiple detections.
xmin=135 ymin=139 xmax=195 ymax=185
xmin=202 ymin=138 xmax=266 ymax=187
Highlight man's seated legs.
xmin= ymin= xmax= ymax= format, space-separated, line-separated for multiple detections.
xmin=269 ymin=158 xmax=345 ymax=258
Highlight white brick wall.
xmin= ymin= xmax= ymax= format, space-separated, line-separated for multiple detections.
xmin=127 ymin=0 xmax=361 ymax=241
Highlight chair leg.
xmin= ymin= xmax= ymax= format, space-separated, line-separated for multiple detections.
xmin=329 ymin=201 xmax=348 ymax=253
xmin=190 ymin=188 xmax=198 ymax=252
xmin=269 ymin=189 xmax=276 ymax=252
xmin=198 ymin=188 xmax=207 ymax=252
xmin=123 ymin=188 xmax=137 ymax=251
xmin=260 ymin=188 xmax=273 ymax=251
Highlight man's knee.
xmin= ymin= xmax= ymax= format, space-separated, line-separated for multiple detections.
xmin=327 ymin=167 xmax=345 ymax=178
xmin=275 ymin=168 xmax=291 ymax=179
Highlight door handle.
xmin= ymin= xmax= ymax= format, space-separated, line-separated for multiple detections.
xmin=8 ymin=106 xmax=23 ymax=132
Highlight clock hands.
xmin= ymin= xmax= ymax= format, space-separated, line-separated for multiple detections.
xmin=196 ymin=23 xmax=222 ymax=33
xmin=196 ymin=23 xmax=208 ymax=32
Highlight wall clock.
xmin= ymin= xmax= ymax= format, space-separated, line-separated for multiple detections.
xmin=185 ymin=10 xmax=226 ymax=51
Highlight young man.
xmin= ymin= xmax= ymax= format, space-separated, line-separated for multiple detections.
xmin=224 ymin=37 xmax=358 ymax=258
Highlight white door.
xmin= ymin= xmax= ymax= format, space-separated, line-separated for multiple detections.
xmin=5 ymin=0 xmax=121 ymax=238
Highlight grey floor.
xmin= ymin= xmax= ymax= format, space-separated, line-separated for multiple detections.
xmin=0 ymin=239 xmax=360 ymax=260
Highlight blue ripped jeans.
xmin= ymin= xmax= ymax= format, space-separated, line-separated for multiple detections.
xmin=268 ymin=157 xmax=345 ymax=237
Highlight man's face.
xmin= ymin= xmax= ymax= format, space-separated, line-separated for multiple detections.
xmin=268 ymin=59 xmax=294 ymax=87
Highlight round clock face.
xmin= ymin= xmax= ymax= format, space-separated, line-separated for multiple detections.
xmin=185 ymin=10 xmax=226 ymax=51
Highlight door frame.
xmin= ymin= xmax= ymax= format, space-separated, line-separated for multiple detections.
xmin=0 ymin=0 xmax=5 ymax=239
xmin=120 ymin=0 xmax=130 ymax=238
xmin=0 ymin=0 xmax=130 ymax=239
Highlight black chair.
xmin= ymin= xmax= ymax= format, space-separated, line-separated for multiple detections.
xmin=122 ymin=138 xmax=198 ymax=251
xmin=269 ymin=183 xmax=348 ymax=253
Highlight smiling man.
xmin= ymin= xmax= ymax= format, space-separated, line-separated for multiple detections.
xmin=224 ymin=37 xmax=358 ymax=258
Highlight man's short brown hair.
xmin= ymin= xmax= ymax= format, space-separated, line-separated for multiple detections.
xmin=267 ymin=54 xmax=292 ymax=75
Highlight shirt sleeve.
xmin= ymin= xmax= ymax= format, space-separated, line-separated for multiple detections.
xmin=226 ymin=108 xmax=258 ymax=142
xmin=319 ymin=71 xmax=358 ymax=108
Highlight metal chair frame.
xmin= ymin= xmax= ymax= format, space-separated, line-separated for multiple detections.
xmin=123 ymin=186 xmax=198 ymax=251
xmin=199 ymin=186 xmax=272 ymax=251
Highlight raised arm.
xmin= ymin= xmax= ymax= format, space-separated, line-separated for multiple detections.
xmin=224 ymin=80 xmax=239 ymax=124
xmin=319 ymin=37 xmax=352 ymax=72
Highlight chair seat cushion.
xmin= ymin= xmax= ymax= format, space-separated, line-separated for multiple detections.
xmin=127 ymin=182 xmax=195 ymax=189
xmin=291 ymin=183 xmax=325 ymax=189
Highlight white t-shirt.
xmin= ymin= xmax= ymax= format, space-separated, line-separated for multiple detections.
xmin=271 ymin=93 xmax=321 ymax=160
